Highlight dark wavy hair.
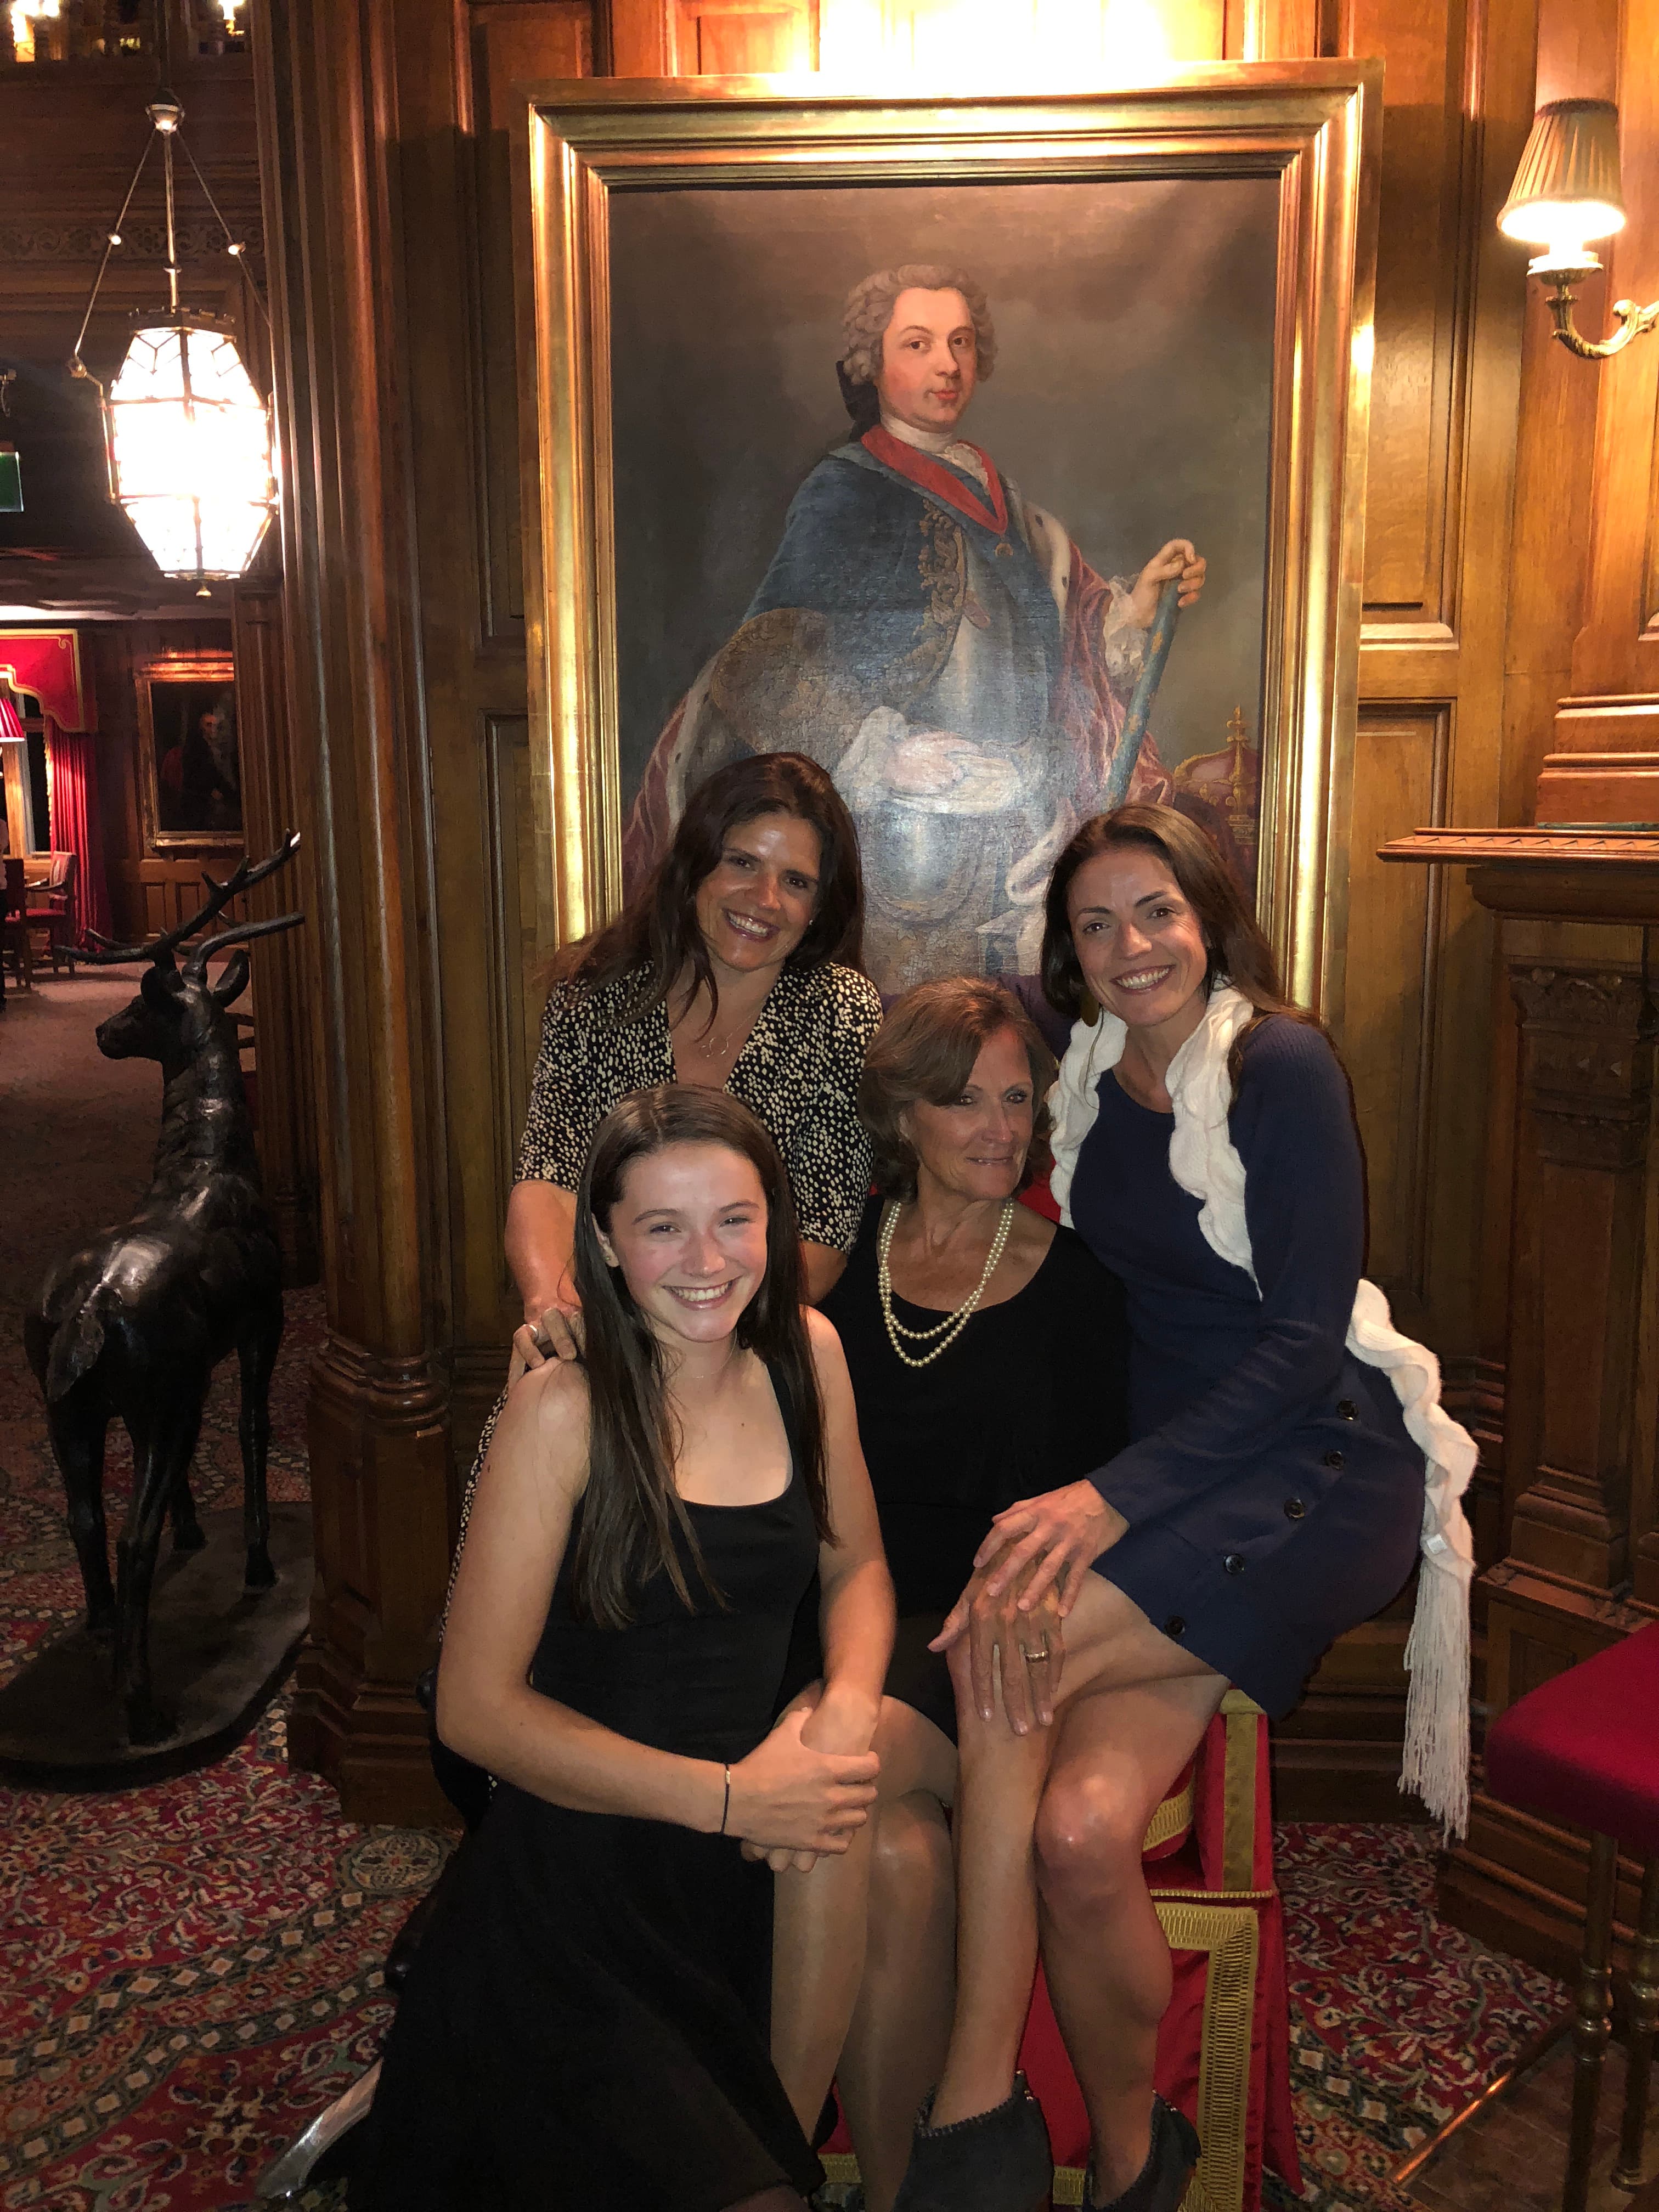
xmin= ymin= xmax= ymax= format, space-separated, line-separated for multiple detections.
xmin=564 ymin=754 xmax=865 ymax=1022
xmin=569 ymin=1086 xmax=830 ymax=1629
xmin=860 ymin=978 xmax=1057 ymax=1201
xmin=1040 ymin=804 xmax=1317 ymax=1087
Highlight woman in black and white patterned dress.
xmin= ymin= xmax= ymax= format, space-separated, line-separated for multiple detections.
xmin=454 ymin=753 xmax=881 ymax=1567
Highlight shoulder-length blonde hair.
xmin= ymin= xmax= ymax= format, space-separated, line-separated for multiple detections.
xmin=860 ymin=978 xmax=1056 ymax=1201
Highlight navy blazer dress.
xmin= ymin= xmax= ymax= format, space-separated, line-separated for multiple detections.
xmin=1069 ymin=1016 xmax=1423 ymax=1717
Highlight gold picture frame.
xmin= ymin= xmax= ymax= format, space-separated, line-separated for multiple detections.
xmin=516 ymin=69 xmax=1380 ymax=1014
xmin=135 ymin=651 xmax=242 ymax=856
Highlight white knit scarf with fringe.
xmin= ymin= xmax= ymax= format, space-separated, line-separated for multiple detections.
xmin=1047 ymin=983 xmax=1477 ymax=1839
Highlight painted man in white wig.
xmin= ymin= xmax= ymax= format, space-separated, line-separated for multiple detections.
xmin=622 ymin=263 xmax=1207 ymax=990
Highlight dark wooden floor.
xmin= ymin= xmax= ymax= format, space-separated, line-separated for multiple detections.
xmin=1404 ymin=2029 xmax=1657 ymax=2212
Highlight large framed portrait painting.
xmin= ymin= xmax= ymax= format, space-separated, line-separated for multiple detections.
xmin=517 ymin=71 xmax=1379 ymax=1006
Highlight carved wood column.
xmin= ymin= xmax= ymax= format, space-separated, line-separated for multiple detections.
xmin=232 ymin=579 xmax=320 ymax=1288
xmin=1504 ymin=964 xmax=1655 ymax=1590
xmin=250 ymin=0 xmax=453 ymax=1821
xmin=1382 ymin=829 xmax=1659 ymax=1976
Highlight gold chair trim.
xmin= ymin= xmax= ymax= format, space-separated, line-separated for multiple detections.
xmin=1143 ymin=1773 xmax=1198 ymax=1855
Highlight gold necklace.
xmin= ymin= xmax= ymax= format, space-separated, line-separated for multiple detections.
xmin=876 ymin=1198 xmax=1015 ymax=1369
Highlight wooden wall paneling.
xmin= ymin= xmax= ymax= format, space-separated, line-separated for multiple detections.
xmin=1502 ymin=946 xmax=1654 ymax=1590
xmin=1341 ymin=705 xmax=1450 ymax=1309
xmin=1344 ymin=0 xmax=1469 ymax=636
xmin=444 ymin=4 xmax=595 ymax=1485
xmin=252 ymin=0 xmax=456 ymax=1824
xmin=673 ymin=0 xmax=816 ymax=72
xmin=1497 ymin=0 xmax=1620 ymax=827
xmin=449 ymin=709 xmax=539 ymax=1478
xmin=1568 ymin=0 xmax=1659 ymax=704
xmin=1225 ymin=0 xmax=1320 ymax=55
xmin=471 ymin=3 xmax=592 ymax=639
xmin=78 ymin=618 xmax=242 ymax=941
xmin=232 ymin=582 xmax=321 ymax=1286
xmin=1273 ymin=0 xmax=1537 ymax=1807
xmin=815 ymin=0 xmax=1224 ymax=73
xmin=1343 ymin=0 xmax=1534 ymax=1374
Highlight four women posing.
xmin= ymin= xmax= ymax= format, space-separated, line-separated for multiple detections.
xmin=357 ymin=765 xmax=1464 ymax=2212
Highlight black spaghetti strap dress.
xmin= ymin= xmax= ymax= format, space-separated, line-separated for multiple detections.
xmin=352 ymin=1363 xmax=824 ymax=2212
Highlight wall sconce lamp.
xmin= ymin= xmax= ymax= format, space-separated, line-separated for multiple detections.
xmin=1499 ymin=99 xmax=1658 ymax=359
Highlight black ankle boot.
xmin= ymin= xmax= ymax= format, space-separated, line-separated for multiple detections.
xmin=1084 ymin=2095 xmax=1201 ymax=2212
xmin=891 ymin=2074 xmax=1052 ymax=2212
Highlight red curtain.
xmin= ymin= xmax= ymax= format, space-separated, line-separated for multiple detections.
xmin=0 ymin=688 xmax=21 ymax=744
xmin=0 ymin=630 xmax=86 ymax=730
xmin=43 ymin=724 xmax=112 ymax=944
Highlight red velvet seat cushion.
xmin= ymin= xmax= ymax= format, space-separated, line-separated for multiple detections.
xmin=1485 ymin=1622 xmax=1659 ymax=1855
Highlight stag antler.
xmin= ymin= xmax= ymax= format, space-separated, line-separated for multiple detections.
xmin=185 ymin=909 xmax=306 ymax=973
xmin=83 ymin=832 xmax=303 ymax=967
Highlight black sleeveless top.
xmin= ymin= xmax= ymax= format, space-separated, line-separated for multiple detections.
xmin=821 ymin=1199 xmax=1131 ymax=1613
xmin=528 ymin=1357 xmax=821 ymax=1767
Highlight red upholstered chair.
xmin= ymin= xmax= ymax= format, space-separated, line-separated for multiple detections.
xmin=1484 ymin=1623 xmax=1659 ymax=2212
xmin=819 ymin=1690 xmax=1302 ymax=2212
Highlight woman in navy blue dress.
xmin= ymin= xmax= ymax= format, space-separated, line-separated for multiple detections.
xmin=895 ymin=806 xmax=1430 ymax=2212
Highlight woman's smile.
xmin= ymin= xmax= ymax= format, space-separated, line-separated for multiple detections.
xmin=666 ymin=1279 xmax=738 ymax=1307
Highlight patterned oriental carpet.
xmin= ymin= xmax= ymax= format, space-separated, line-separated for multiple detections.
xmin=2 ymin=966 xmax=1565 ymax=2209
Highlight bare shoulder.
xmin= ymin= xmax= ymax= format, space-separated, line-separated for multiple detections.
xmin=487 ymin=1358 xmax=592 ymax=1508
xmin=805 ymin=1304 xmax=852 ymax=1384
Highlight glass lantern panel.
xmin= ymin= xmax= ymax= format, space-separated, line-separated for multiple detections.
xmin=110 ymin=326 xmax=188 ymax=405
xmin=120 ymin=495 xmax=202 ymax=575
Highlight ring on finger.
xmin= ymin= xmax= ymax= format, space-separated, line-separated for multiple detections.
xmin=1022 ymin=1641 xmax=1052 ymax=1664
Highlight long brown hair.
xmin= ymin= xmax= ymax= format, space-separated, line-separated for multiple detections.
xmin=1040 ymin=804 xmax=1319 ymax=1086
xmin=562 ymin=754 xmax=865 ymax=1020
xmin=860 ymin=978 xmax=1057 ymax=1200
xmin=569 ymin=1086 xmax=830 ymax=1629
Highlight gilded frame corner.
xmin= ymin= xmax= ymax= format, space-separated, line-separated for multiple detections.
xmin=516 ymin=67 xmax=1380 ymax=1015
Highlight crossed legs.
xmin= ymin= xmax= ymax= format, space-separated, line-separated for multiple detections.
xmin=932 ymin=1575 xmax=1226 ymax=2197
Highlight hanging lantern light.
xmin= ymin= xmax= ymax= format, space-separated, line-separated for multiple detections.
xmin=105 ymin=317 xmax=274 ymax=582
xmin=70 ymin=99 xmax=275 ymax=592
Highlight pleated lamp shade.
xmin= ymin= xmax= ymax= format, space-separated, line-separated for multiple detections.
xmin=1498 ymin=98 xmax=1626 ymax=263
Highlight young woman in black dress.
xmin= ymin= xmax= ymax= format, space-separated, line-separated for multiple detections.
xmin=354 ymin=1088 xmax=894 ymax=2211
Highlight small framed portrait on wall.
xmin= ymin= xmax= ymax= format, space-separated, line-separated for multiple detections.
xmin=137 ymin=653 xmax=241 ymax=853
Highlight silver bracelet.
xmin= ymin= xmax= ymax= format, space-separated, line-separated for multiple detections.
xmin=719 ymin=1764 xmax=732 ymax=1836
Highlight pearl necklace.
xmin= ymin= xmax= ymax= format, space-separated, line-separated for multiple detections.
xmin=876 ymin=1198 xmax=1015 ymax=1369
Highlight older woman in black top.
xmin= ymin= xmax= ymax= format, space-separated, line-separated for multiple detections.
xmin=777 ymin=979 xmax=1130 ymax=2212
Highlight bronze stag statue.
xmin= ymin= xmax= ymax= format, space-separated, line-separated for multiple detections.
xmin=24 ymin=835 xmax=304 ymax=1744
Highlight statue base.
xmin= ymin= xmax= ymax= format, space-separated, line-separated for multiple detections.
xmin=0 ymin=1504 xmax=313 ymax=1790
